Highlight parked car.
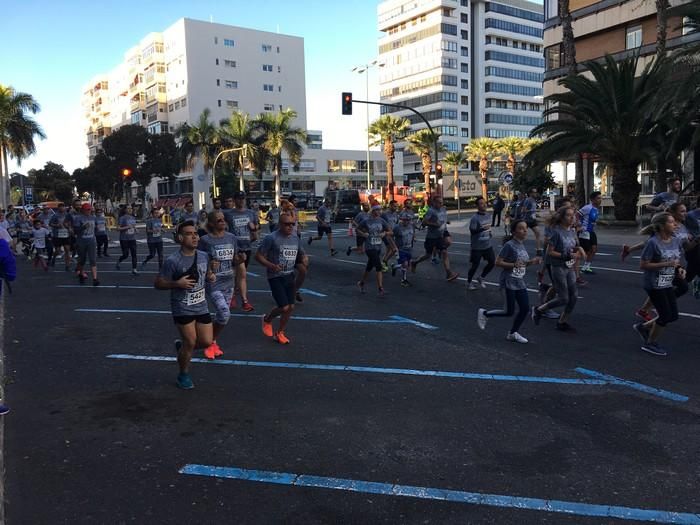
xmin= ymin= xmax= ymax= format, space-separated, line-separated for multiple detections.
xmin=324 ymin=189 xmax=361 ymax=222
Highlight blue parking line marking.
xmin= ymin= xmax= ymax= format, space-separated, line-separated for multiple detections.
xmin=80 ymin=309 xmax=436 ymax=329
xmin=575 ymin=368 xmax=689 ymax=403
xmin=106 ymin=354 xmax=606 ymax=386
xmin=298 ymin=288 xmax=327 ymax=297
xmin=179 ymin=464 xmax=700 ymax=524
xmin=61 ymin=285 xmax=327 ymax=297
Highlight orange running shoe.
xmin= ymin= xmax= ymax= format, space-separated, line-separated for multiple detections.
xmin=242 ymin=301 xmax=254 ymax=312
xmin=203 ymin=343 xmax=218 ymax=360
xmin=262 ymin=315 xmax=273 ymax=337
xmin=274 ymin=331 xmax=290 ymax=344
xmin=212 ymin=341 xmax=224 ymax=357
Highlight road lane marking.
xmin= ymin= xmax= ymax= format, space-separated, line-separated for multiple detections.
xmin=575 ymin=368 xmax=689 ymax=403
xmin=57 ymin=285 xmax=326 ymax=297
xmin=178 ymin=464 xmax=700 ymax=524
xmin=106 ymin=354 xmax=605 ymax=385
xmin=80 ymin=309 xmax=437 ymax=329
xmin=591 ymin=266 xmax=642 ymax=274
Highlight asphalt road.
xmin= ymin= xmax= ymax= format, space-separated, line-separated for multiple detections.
xmin=3 ymin=223 xmax=700 ymax=524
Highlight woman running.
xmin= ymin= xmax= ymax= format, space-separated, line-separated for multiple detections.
xmin=477 ymin=219 xmax=542 ymax=343
xmin=116 ymin=205 xmax=138 ymax=275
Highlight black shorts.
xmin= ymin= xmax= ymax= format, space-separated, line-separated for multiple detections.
xmin=317 ymin=225 xmax=332 ymax=237
xmin=269 ymin=274 xmax=295 ymax=307
xmin=424 ymin=236 xmax=446 ymax=253
xmin=470 ymin=247 xmax=495 ymax=264
xmin=365 ymin=249 xmax=383 ymax=272
xmin=53 ymin=236 xmax=71 ymax=247
xmin=579 ymin=232 xmax=597 ymax=252
xmin=356 ymin=236 xmax=366 ymax=248
xmin=242 ymin=249 xmax=252 ymax=268
xmin=173 ymin=313 xmax=212 ymax=325
xmin=526 ymin=219 xmax=538 ymax=229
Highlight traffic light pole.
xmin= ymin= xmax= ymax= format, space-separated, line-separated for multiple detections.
xmin=352 ymin=98 xmax=441 ymax=198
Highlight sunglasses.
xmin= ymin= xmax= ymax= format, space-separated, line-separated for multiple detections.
xmin=281 ymin=222 xmax=295 ymax=226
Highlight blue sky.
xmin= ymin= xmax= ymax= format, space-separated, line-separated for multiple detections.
xmin=1 ymin=0 xmax=384 ymax=174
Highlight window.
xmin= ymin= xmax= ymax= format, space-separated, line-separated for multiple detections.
xmin=263 ymin=103 xmax=274 ymax=111
xmin=485 ymin=113 xmax=542 ymax=126
xmin=485 ymin=51 xmax=544 ymax=68
xmin=181 ymin=98 xmax=187 ymax=107
xmin=545 ymin=45 xmax=562 ymax=70
xmin=216 ymin=79 xmax=220 ymax=86
xmin=263 ymin=84 xmax=274 ymax=91
xmin=262 ymin=44 xmax=272 ymax=52
xmin=441 ymin=23 xmax=458 ymax=35
xmin=460 ymin=13 xmax=468 ymax=23
xmin=460 ymin=79 xmax=468 ymax=89
xmin=485 ymin=129 xmax=530 ymax=138
xmin=461 ymin=128 xmax=469 ymax=137
xmin=626 ymin=26 xmax=642 ymax=49
xmin=174 ymin=101 xmax=180 ymax=110
xmin=461 ymin=96 xmax=468 ymax=105
xmin=224 ymin=59 xmax=237 ymax=68
xmin=217 ymin=99 xmax=221 ymax=107
xmin=485 ymin=18 xmax=543 ymax=38
xmin=278 ymin=85 xmax=282 ymax=92
xmin=461 ymin=112 xmax=469 ymax=121
xmin=131 ymin=111 xmax=141 ymax=124
xmin=461 ymin=30 xmax=468 ymax=40
xmin=442 ymin=57 xmax=458 ymax=69
xmin=485 ymin=82 xmax=542 ymax=96
xmin=224 ymin=39 xmax=235 ymax=47
xmin=461 ymin=62 xmax=469 ymax=73
xmin=263 ymin=64 xmax=273 ymax=72
xmin=226 ymin=100 xmax=238 ymax=108
xmin=215 ymin=58 xmax=219 ymax=65
xmin=214 ymin=37 xmax=218 ymax=45
xmin=484 ymin=66 xmax=543 ymax=82
xmin=485 ymin=2 xmax=544 ymax=23
xmin=461 ymin=0 xmax=468 ymax=5
xmin=461 ymin=46 xmax=469 ymax=57
xmin=168 ymin=104 xmax=173 ymax=112
xmin=442 ymin=40 xmax=458 ymax=52
xmin=225 ymin=80 xmax=238 ymax=89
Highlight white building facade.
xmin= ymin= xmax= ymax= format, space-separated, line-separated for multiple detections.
xmin=377 ymin=0 xmax=544 ymax=181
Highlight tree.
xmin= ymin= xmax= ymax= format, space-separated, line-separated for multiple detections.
xmin=442 ymin=151 xmax=468 ymax=202
xmin=368 ymin=114 xmax=410 ymax=202
xmin=0 ymin=85 xmax=46 ymax=209
xmin=559 ymin=0 xmax=577 ymax=76
xmin=405 ymin=129 xmax=445 ymax=198
xmin=465 ymin=137 xmax=501 ymax=199
xmin=217 ymin=111 xmax=257 ymax=193
xmin=28 ymin=161 xmax=73 ymax=202
xmin=141 ymin=132 xmax=180 ymax=201
xmin=512 ymin=161 xmax=556 ymax=195
xmin=526 ymin=55 xmax=667 ymax=220
xmin=497 ymin=137 xmax=541 ymax=175
xmin=175 ymin=108 xmax=219 ymax=195
xmin=252 ymin=109 xmax=307 ymax=206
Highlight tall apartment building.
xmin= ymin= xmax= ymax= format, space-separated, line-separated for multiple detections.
xmin=82 ymin=18 xmax=306 ymax=205
xmin=377 ymin=0 xmax=544 ymax=182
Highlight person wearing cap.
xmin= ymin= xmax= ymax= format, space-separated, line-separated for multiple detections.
xmin=228 ymin=191 xmax=256 ymax=311
xmin=356 ymin=204 xmax=391 ymax=296
xmin=307 ymin=198 xmax=338 ymax=256
xmin=72 ymin=203 xmax=99 ymax=285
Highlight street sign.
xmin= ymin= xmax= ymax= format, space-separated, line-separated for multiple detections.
xmin=498 ymin=171 xmax=513 ymax=186
xmin=24 ymin=186 xmax=33 ymax=203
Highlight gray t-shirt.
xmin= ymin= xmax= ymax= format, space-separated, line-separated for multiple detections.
xmin=316 ymin=205 xmax=331 ymax=226
xmin=199 ymin=232 xmax=237 ymax=291
xmin=360 ymin=216 xmax=390 ymax=252
xmin=469 ymin=212 xmax=493 ymax=250
xmin=382 ymin=210 xmax=399 ymax=229
xmin=146 ymin=218 xmax=163 ymax=243
xmin=393 ymin=223 xmax=414 ymax=251
xmin=424 ymin=206 xmax=448 ymax=239
xmin=641 ymin=234 xmax=683 ymax=290
xmin=353 ymin=211 xmax=368 ymax=227
xmin=227 ymin=209 xmax=254 ymax=251
xmin=498 ymin=239 xmax=529 ymax=290
xmin=32 ymin=227 xmax=50 ymax=249
xmin=160 ymin=249 xmax=211 ymax=316
xmin=119 ymin=215 xmax=137 ymax=241
xmin=649 ymin=191 xmax=678 ymax=210
xmin=258 ymin=230 xmax=304 ymax=279
xmin=72 ymin=214 xmax=96 ymax=242
xmin=266 ymin=207 xmax=280 ymax=226
xmin=49 ymin=212 xmax=70 ymax=239
xmin=549 ymin=226 xmax=579 ymax=269
xmin=95 ymin=215 xmax=108 ymax=236
xmin=523 ymin=197 xmax=538 ymax=221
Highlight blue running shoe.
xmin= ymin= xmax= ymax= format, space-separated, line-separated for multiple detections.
xmin=176 ymin=373 xmax=194 ymax=389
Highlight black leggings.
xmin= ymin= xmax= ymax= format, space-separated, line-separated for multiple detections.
xmin=96 ymin=234 xmax=109 ymax=255
xmin=118 ymin=240 xmax=137 ymax=268
xmin=485 ymin=288 xmax=529 ymax=333
xmin=365 ymin=250 xmax=382 ymax=272
xmin=468 ymin=248 xmax=495 ymax=281
xmin=143 ymin=242 xmax=163 ymax=266
xmin=646 ymin=287 xmax=679 ymax=327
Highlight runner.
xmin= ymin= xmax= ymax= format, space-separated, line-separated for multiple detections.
xmin=179 ymin=201 xmax=199 ymax=225
xmin=265 ymin=203 xmax=280 ymax=233
xmin=410 ymin=195 xmax=460 ymax=282
xmin=199 ymin=211 xmax=242 ymax=358
xmin=391 ymin=213 xmax=415 ymax=286
xmin=307 ymin=198 xmax=338 ymax=256
xmin=226 ymin=191 xmax=256 ymax=312
xmin=466 ymin=196 xmax=495 ymax=290
xmin=531 ymin=206 xmax=583 ymax=332
xmin=14 ymin=210 xmax=32 ymax=258
xmin=281 ymin=198 xmax=309 ymax=302
xmin=116 ymin=205 xmax=138 ymax=275
xmin=381 ymin=200 xmax=400 ymax=271
xmin=578 ymin=191 xmax=602 ymax=275
xmin=536 ymin=199 xmax=571 ymax=320
xmin=521 ymin=188 xmax=543 ymax=255
xmin=477 ymin=219 xmax=542 ymax=343
xmin=633 ymin=212 xmax=686 ymax=356
xmin=94 ymin=207 xmax=110 ymax=258
xmin=196 ymin=209 xmax=209 ymax=237
xmin=49 ymin=202 xmax=72 ymax=271
xmin=30 ymin=219 xmax=50 ymax=271
xmin=72 ymin=203 xmax=99 ymax=286
xmin=37 ymin=205 xmax=54 ymax=262
xmin=346 ymin=202 xmax=370 ymax=256
xmin=356 ymin=204 xmax=391 ymax=296
xmin=212 ymin=197 xmax=223 ymax=211
xmin=142 ymin=207 xmax=164 ymax=270
xmin=154 ymin=220 xmax=216 ymax=389
xmin=256 ymin=212 xmax=305 ymax=344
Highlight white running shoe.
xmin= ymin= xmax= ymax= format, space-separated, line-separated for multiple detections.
xmin=506 ymin=332 xmax=528 ymax=344
xmin=543 ymin=310 xmax=560 ymax=320
xmin=477 ymin=308 xmax=487 ymax=330
xmin=477 ymin=276 xmax=486 ymax=289
xmin=467 ymin=281 xmax=478 ymax=291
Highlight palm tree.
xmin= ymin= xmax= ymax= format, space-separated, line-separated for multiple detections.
xmin=656 ymin=0 xmax=672 ymax=58
xmin=525 ymin=55 xmax=667 ymax=221
xmin=405 ymin=129 xmax=445 ymax=199
xmin=217 ymin=111 xmax=257 ymax=192
xmin=559 ymin=0 xmax=577 ymax=76
xmin=175 ymin=108 xmax=218 ymax=193
xmin=252 ymin=108 xmax=307 ymax=206
xmin=368 ymin=114 xmax=410 ymax=202
xmin=0 ymin=85 xmax=45 ymax=209
xmin=442 ymin=151 xmax=468 ymax=202
xmin=465 ymin=137 xmax=501 ymax=199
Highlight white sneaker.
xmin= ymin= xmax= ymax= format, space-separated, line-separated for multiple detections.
xmin=543 ymin=310 xmax=560 ymax=320
xmin=506 ymin=332 xmax=528 ymax=344
xmin=467 ymin=281 xmax=478 ymax=291
xmin=477 ymin=308 xmax=487 ymax=330
xmin=477 ymin=276 xmax=486 ymax=289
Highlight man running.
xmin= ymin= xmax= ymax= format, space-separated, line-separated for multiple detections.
xmin=265 ymin=203 xmax=280 ymax=233
xmin=381 ymin=200 xmax=400 ymax=271
xmin=95 ymin=207 xmax=110 ymax=258
xmin=346 ymin=202 xmax=370 ymax=256
xmin=391 ymin=213 xmax=415 ymax=286
xmin=466 ymin=196 xmax=495 ymax=290
xmin=179 ymin=201 xmax=199 ymax=224
xmin=72 ymin=203 xmax=99 ymax=285
xmin=411 ymin=195 xmax=459 ymax=282
xmin=356 ymin=204 xmax=391 ymax=296
xmin=522 ymin=188 xmax=543 ymax=255
xmin=307 ymin=198 xmax=338 ymax=256
xmin=155 ymin=221 xmax=216 ymax=389
xmin=257 ymin=212 xmax=305 ymax=344
xmin=226 ymin=191 xmax=256 ymax=311
xmin=142 ymin=207 xmax=164 ymax=270
xmin=199 ymin=211 xmax=242 ymax=358
xmin=578 ymin=191 xmax=601 ymax=275
xmin=49 ymin=202 xmax=72 ymax=270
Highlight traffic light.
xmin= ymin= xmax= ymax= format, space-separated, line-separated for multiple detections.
xmin=435 ymin=163 xmax=443 ymax=178
xmin=122 ymin=168 xmax=132 ymax=178
xmin=341 ymin=92 xmax=353 ymax=115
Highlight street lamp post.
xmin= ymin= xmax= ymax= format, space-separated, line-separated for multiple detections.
xmin=352 ymin=60 xmax=384 ymax=191
xmin=212 ymin=145 xmax=249 ymax=198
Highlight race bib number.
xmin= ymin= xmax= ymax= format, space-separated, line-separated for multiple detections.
xmin=656 ymin=272 xmax=674 ymax=288
xmin=565 ymin=258 xmax=575 ymax=269
xmin=512 ymin=265 xmax=526 ymax=279
xmin=370 ymin=235 xmax=382 ymax=245
xmin=234 ymin=217 xmax=250 ymax=239
xmin=215 ymin=248 xmax=234 ymax=260
xmin=152 ymin=230 xmax=161 ymax=238
xmin=579 ymin=231 xmax=590 ymax=240
xmin=96 ymin=224 xmax=106 ymax=232
xmin=185 ymin=288 xmax=205 ymax=305
xmin=281 ymin=248 xmax=298 ymax=273
xmin=127 ymin=227 xmax=135 ymax=235
xmin=57 ymin=229 xmax=69 ymax=238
